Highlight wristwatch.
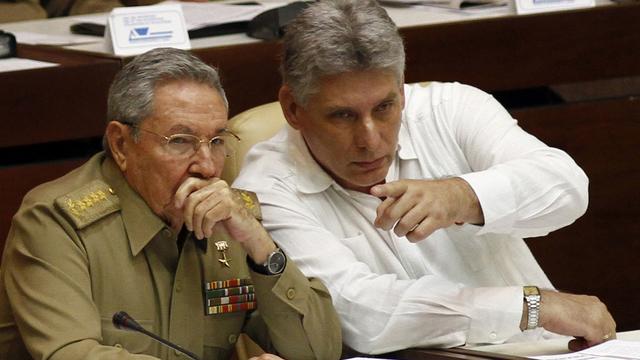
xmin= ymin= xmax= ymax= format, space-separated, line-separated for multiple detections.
xmin=523 ymin=286 xmax=541 ymax=330
xmin=248 ymin=248 xmax=287 ymax=275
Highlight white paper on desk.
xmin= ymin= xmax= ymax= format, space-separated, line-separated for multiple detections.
xmin=514 ymin=0 xmax=594 ymax=14
xmin=76 ymin=2 xmax=286 ymax=31
xmin=380 ymin=0 xmax=508 ymax=9
xmin=0 ymin=58 xmax=59 ymax=73
xmin=172 ymin=1 xmax=286 ymax=30
xmin=75 ymin=14 xmax=108 ymax=26
xmin=532 ymin=340 xmax=640 ymax=359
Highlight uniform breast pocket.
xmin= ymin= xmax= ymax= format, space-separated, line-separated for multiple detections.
xmin=203 ymin=311 xmax=246 ymax=359
xmin=101 ymin=317 xmax=154 ymax=354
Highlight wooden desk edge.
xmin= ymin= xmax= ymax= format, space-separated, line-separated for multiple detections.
xmin=343 ymin=346 xmax=529 ymax=360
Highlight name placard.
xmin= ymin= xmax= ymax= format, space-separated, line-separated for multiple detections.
xmin=106 ymin=4 xmax=190 ymax=56
xmin=514 ymin=0 xmax=595 ymax=14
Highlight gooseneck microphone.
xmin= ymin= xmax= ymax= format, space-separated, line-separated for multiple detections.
xmin=112 ymin=311 xmax=201 ymax=360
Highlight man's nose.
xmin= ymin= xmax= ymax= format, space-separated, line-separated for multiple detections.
xmin=188 ymin=145 xmax=220 ymax=178
xmin=354 ymin=116 xmax=382 ymax=150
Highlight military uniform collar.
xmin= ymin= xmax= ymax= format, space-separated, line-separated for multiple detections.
xmin=101 ymin=155 xmax=169 ymax=256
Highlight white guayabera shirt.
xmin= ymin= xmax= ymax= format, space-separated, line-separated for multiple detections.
xmin=234 ymin=82 xmax=588 ymax=354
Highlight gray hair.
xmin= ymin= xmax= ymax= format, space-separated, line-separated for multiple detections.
xmin=281 ymin=0 xmax=405 ymax=105
xmin=104 ymin=47 xmax=227 ymax=152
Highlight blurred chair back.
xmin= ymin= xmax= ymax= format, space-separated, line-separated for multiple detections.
xmin=222 ymin=102 xmax=286 ymax=184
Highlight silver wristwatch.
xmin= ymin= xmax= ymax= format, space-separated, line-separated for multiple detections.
xmin=523 ymin=286 xmax=541 ymax=330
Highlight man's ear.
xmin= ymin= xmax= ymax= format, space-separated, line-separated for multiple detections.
xmin=105 ymin=121 xmax=131 ymax=172
xmin=278 ymin=85 xmax=302 ymax=130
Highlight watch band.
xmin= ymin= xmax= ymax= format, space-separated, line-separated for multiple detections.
xmin=523 ymin=286 xmax=541 ymax=330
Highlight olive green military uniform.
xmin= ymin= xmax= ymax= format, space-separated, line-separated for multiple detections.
xmin=0 ymin=0 xmax=46 ymax=23
xmin=0 ymin=153 xmax=341 ymax=360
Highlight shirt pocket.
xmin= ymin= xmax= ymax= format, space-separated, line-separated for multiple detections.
xmin=100 ymin=317 xmax=154 ymax=354
xmin=341 ymin=232 xmax=390 ymax=274
xmin=202 ymin=311 xmax=245 ymax=359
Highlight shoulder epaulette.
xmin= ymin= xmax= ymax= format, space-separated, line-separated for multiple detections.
xmin=232 ymin=189 xmax=262 ymax=221
xmin=54 ymin=180 xmax=120 ymax=230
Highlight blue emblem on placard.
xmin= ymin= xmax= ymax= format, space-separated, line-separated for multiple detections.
xmin=129 ymin=27 xmax=173 ymax=42
xmin=133 ymin=27 xmax=149 ymax=36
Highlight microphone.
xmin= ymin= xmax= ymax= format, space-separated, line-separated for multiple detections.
xmin=112 ymin=311 xmax=201 ymax=360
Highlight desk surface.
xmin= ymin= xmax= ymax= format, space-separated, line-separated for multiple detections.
xmin=341 ymin=331 xmax=640 ymax=359
xmin=0 ymin=0 xmax=616 ymax=56
xmin=469 ymin=330 xmax=640 ymax=357
xmin=5 ymin=0 xmax=637 ymax=117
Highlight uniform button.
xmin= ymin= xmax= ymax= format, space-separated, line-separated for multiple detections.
xmin=489 ymin=332 xmax=497 ymax=340
xmin=286 ymin=288 xmax=296 ymax=300
xmin=114 ymin=343 xmax=122 ymax=348
xmin=228 ymin=334 xmax=238 ymax=344
xmin=175 ymin=283 xmax=182 ymax=293
xmin=108 ymin=187 xmax=116 ymax=195
xmin=174 ymin=349 xmax=182 ymax=357
xmin=162 ymin=228 xmax=172 ymax=238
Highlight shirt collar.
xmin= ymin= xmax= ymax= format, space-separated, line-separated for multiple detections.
xmin=289 ymin=117 xmax=418 ymax=195
xmin=287 ymin=126 xmax=336 ymax=194
xmin=101 ymin=156 xmax=168 ymax=256
xmin=397 ymin=117 xmax=418 ymax=161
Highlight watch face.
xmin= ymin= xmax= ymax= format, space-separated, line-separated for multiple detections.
xmin=524 ymin=286 xmax=540 ymax=296
xmin=267 ymin=250 xmax=286 ymax=274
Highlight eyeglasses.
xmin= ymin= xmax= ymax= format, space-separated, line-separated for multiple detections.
xmin=127 ymin=125 xmax=241 ymax=158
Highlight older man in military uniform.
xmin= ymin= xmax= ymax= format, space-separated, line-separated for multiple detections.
xmin=0 ymin=48 xmax=341 ymax=360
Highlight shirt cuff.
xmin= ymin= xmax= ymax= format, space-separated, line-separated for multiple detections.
xmin=458 ymin=169 xmax=516 ymax=235
xmin=466 ymin=286 xmax=524 ymax=345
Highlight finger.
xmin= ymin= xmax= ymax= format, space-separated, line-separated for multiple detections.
xmin=192 ymin=192 xmax=225 ymax=239
xmin=191 ymin=185 xmax=234 ymax=239
xmin=580 ymin=324 xmax=615 ymax=349
xmin=174 ymin=177 xmax=208 ymax=209
xmin=370 ymin=181 xmax=407 ymax=199
xmin=375 ymin=196 xmax=397 ymax=229
xmin=406 ymin=217 xmax=440 ymax=242
xmin=182 ymin=187 xmax=210 ymax=234
xmin=202 ymin=203 xmax=231 ymax=239
xmin=568 ymin=337 xmax=589 ymax=352
xmin=375 ymin=186 xmax=418 ymax=230
xmin=392 ymin=205 xmax=425 ymax=237
xmin=248 ymin=355 xmax=273 ymax=360
xmin=180 ymin=180 xmax=226 ymax=233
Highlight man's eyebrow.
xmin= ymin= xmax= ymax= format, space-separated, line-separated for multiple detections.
xmin=325 ymin=91 xmax=399 ymax=111
xmin=164 ymin=125 xmax=228 ymax=136
xmin=166 ymin=124 xmax=194 ymax=134
xmin=325 ymin=105 xmax=353 ymax=113
xmin=381 ymin=91 xmax=399 ymax=102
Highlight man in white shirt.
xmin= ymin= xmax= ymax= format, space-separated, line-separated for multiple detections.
xmin=234 ymin=0 xmax=616 ymax=355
